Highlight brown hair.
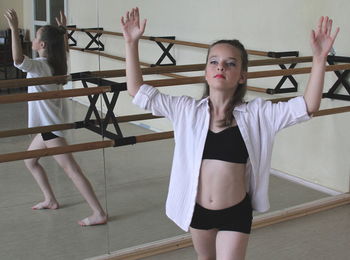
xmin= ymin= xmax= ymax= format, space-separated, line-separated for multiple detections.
xmin=39 ymin=25 xmax=67 ymax=76
xmin=204 ymin=39 xmax=248 ymax=126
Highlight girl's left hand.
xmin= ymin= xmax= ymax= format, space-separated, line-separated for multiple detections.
xmin=311 ymin=16 xmax=339 ymax=58
xmin=55 ymin=10 xmax=67 ymax=27
xmin=4 ymin=9 xmax=19 ymax=30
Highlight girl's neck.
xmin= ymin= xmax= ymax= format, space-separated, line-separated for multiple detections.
xmin=37 ymin=49 xmax=47 ymax=58
xmin=209 ymin=91 xmax=233 ymax=112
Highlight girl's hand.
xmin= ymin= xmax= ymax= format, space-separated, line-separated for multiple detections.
xmin=4 ymin=9 xmax=19 ymax=31
xmin=311 ymin=16 xmax=339 ymax=59
xmin=121 ymin=7 xmax=146 ymax=44
xmin=55 ymin=10 xmax=67 ymax=27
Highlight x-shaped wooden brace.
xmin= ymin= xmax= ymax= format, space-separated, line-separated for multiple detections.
xmin=273 ymin=63 xmax=298 ymax=93
xmin=266 ymin=51 xmax=299 ymax=94
xmin=150 ymin=36 xmax=176 ymax=66
xmin=81 ymin=78 xmax=124 ymax=139
xmin=325 ymin=56 xmax=350 ymax=98
xmin=66 ymin=25 xmax=77 ymax=47
xmin=82 ymin=28 xmax=105 ymax=51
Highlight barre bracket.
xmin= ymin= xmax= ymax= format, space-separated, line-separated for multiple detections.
xmin=323 ymin=55 xmax=350 ymax=101
xmin=266 ymin=51 xmax=299 ymax=94
xmin=150 ymin=36 xmax=176 ymax=66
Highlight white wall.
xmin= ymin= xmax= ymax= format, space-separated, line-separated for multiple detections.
xmin=0 ymin=0 xmax=23 ymax=30
xmin=15 ymin=0 xmax=350 ymax=192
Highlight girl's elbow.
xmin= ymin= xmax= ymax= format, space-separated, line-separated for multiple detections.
xmin=307 ymin=105 xmax=320 ymax=115
xmin=127 ymin=88 xmax=138 ymax=97
xmin=14 ymin=57 xmax=24 ymax=65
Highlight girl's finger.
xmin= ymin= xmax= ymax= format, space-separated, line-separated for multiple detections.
xmin=316 ymin=16 xmax=323 ymax=34
xmin=331 ymin=27 xmax=340 ymax=42
xmin=327 ymin=19 xmax=333 ymax=36
xmin=322 ymin=16 xmax=329 ymax=34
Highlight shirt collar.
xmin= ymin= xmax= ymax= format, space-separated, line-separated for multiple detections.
xmin=198 ymin=97 xmax=247 ymax=112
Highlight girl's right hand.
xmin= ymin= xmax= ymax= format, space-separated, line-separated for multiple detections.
xmin=121 ymin=7 xmax=146 ymax=44
xmin=55 ymin=10 xmax=67 ymax=27
xmin=4 ymin=9 xmax=19 ymax=30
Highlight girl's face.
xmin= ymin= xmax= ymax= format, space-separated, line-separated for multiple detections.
xmin=32 ymin=27 xmax=45 ymax=51
xmin=205 ymin=43 xmax=246 ymax=93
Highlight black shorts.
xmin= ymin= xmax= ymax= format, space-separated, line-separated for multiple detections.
xmin=190 ymin=194 xmax=253 ymax=234
xmin=41 ymin=132 xmax=59 ymax=141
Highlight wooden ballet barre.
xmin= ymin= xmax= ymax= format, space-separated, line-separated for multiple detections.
xmin=0 ymin=113 xmax=160 ymax=138
xmin=3 ymin=63 xmax=350 ymax=104
xmin=0 ymin=75 xmax=69 ymax=90
xmin=246 ymin=86 xmax=270 ymax=93
xmin=0 ymin=140 xmax=114 ymax=163
xmin=0 ymin=86 xmax=111 ymax=104
xmin=252 ymin=193 xmax=350 ymax=229
xmin=142 ymin=63 xmax=350 ymax=87
xmin=0 ymin=131 xmax=174 ymax=163
xmin=87 ymin=56 xmax=315 ymax=78
xmin=70 ymin=47 xmax=185 ymax=79
xmin=248 ymin=63 xmax=350 ymax=79
xmin=249 ymin=56 xmax=313 ymax=67
xmin=69 ymin=27 xmax=270 ymax=56
xmin=313 ymin=106 xmax=350 ymax=117
xmin=0 ymin=123 xmax=76 ymax=138
xmin=0 ymin=56 xmax=319 ymax=90
xmin=1 ymin=63 xmax=350 ymax=97
xmin=91 ymin=61 xmax=350 ymax=82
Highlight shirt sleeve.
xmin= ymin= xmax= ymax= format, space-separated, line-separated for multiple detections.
xmin=258 ymin=96 xmax=311 ymax=132
xmin=132 ymin=84 xmax=187 ymax=121
xmin=14 ymin=56 xmax=50 ymax=76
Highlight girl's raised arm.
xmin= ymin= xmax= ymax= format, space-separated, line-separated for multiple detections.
xmin=304 ymin=16 xmax=339 ymax=115
xmin=121 ymin=7 xmax=147 ymax=97
xmin=4 ymin=9 xmax=24 ymax=65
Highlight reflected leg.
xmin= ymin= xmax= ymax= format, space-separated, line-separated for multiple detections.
xmin=46 ymin=137 xmax=107 ymax=226
xmin=24 ymin=134 xmax=59 ymax=210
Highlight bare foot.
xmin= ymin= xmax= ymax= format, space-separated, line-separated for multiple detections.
xmin=78 ymin=213 xmax=108 ymax=226
xmin=32 ymin=200 xmax=59 ymax=210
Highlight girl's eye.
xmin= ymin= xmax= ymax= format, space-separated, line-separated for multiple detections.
xmin=209 ymin=60 xmax=218 ymax=65
xmin=227 ymin=61 xmax=236 ymax=67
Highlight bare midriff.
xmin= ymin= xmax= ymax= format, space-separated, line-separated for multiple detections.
xmin=196 ymin=159 xmax=247 ymax=210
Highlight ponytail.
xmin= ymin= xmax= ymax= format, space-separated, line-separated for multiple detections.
xmin=39 ymin=25 xmax=67 ymax=76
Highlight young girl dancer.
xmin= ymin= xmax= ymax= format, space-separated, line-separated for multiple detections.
xmin=121 ymin=8 xmax=339 ymax=259
xmin=5 ymin=9 xmax=107 ymax=226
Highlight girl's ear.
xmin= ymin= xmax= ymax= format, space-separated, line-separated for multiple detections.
xmin=40 ymin=41 xmax=46 ymax=49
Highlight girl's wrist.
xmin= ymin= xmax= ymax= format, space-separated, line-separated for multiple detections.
xmin=312 ymin=55 xmax=327 ymax=64
xmin=125 ymin=40 xmax=139 ymax=46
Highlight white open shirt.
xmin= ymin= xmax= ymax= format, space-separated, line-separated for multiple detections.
xmin=15 ymin=56 xmax=65 ymax=137
xmin=134 ymin=84 xmax=311 ymax=231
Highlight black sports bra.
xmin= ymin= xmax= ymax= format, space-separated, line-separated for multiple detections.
xmin=202 ymin=126 xmax=248 ymax=164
